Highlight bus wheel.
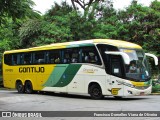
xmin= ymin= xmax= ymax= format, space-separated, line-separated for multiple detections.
xmin=89 ymin=84 xmax=103 ymax=99
xmin=16 ymin=81 xmax=24 ymax=93
xmin=25 ymin=81 xmax=33 ymax=94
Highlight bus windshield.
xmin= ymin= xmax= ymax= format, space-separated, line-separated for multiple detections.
xmin=120 ymin=49 xmax=151 ymax=82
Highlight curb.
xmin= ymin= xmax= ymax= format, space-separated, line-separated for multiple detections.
xmin=151 ymin=93 xmax=160 ymax=95
xmin=0 ymin=87 xmax=15 ymax=91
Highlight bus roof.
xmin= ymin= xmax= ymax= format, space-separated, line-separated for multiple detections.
xmin=94 ymin=39 xmax=142 ymax=49
xmin=4 ymin=39 xmax=142 ymax=54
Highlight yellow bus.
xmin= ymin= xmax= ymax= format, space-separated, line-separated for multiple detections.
xmin=3 ymin=39 xmax=158 ymax=99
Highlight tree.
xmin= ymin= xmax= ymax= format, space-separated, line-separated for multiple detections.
xmin=71 ymin=0 xmax=100 ymax=10
xmin=0 ymin=18 xmax=21 ymax=57
xmin=19 ymin=19 xmax=42 ymax=47
xmin=117 ymin=0 xmax=160 ymax=55
xmin=18 ymin=1 xmax=74 ymax=48
xmin=143 ymin=0 xmax=160 ymax=55
xmin=70 ymin=0 xmax=112 ymax=11
xmin=0 ymin=0 xmax=38 ymax=25
xmin=0 ymin=0 xmax=40 ymax=53
xmin=93 ymin=1 xmax=118 ymax=39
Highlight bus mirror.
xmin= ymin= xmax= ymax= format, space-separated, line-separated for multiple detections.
xmin=105 ymin=51 xmax=130 ymax=65
xmin=145 ymin=53 xmax=158 ymax=66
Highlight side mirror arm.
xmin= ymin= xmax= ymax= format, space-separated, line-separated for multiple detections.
xmin=145 ymin=53 xmax=158 ymax=66
xmin=105 ymin=52 xmax=130 ymax=65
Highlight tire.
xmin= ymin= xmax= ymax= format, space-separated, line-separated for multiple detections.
xmin=16 ymin=81 xmax=24 ymax=93
xmin=89 ymin=84 xmax=103 ymax=99
xmin=25 ymin=81 xmax=33 ymax=94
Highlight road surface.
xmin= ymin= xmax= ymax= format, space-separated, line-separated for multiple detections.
xmin=0 ymin=89 xmax=160 ymax=120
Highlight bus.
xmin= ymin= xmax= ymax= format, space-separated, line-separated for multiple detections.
xmin=3 ymin=39 xmax=158 ymax=99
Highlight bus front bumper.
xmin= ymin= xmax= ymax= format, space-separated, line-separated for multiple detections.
xmin=123 ymin=85 xmax=152 ymax=96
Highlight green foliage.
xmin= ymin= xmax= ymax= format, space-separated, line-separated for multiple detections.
xmin=152 ymin=84 xmax=160 ymax=93
xmin=94 ymin=4 xmax=119 ymax=39
xmin=0 ymin=19 xmax=20 ymax=56
xmin=0 ymin=0 xmax=41 ymax=55
xmin=36 ymin=20 xmax=73 ymax=45
xmin=20 ymin=1 xmax=98 ymax=46
xmin=19 ymin=19 xmax=42 ymax=47
xmin=117 ymin=0 xmax=160 ymax=55
xmin=0 ymin=0 xmax=38 ymax=25
xmin=36 ymin=2 xmax=74 ymax=44
xmin=152 ymin=74 xmax=160 ymax=93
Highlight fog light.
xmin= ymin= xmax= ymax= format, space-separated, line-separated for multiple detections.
xmin=128 ymin=90 xmax=133 ymax=94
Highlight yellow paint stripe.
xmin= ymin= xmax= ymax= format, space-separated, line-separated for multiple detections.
xmin=131 ymin=81 xmax=145 ymax=87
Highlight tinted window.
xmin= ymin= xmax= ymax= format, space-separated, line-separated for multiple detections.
xmin=33 ymin=51 xmax=46 ymax=64
xmin=81 ymin=46 xmax=101 ymax=65
xmin=110 ymin=56 xmax=123 ymax=77
xmin=4 ymin=54 xmax=21 ymax=65
xmin=47 ymin=50 xmax=61 ymax=64
xmin=4 ymin=54 xmax=12 ymax=65
xmin=62 ymin=48 xmax=80 ymax=64
xmin=23 ymin=53 xmax=32 ymax=65
xmin=13 ymin=54 xmax=22 ymax=65
xmin=4 ymin=46 xmax=102 ymax=66
xmin=97 ymin=44 xmax=119 ymax=73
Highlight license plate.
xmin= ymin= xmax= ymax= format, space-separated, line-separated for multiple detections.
xmin=140 ymin=92 xmax=145 ymax=96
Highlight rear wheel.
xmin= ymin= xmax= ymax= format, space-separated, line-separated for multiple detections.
xmin=16 ymin=81 xmax=24 ymax=93
xmin=89 ymin=84 xmax=103 ymax=99
xmin=25 ymin=81 xmax=33 ymax=94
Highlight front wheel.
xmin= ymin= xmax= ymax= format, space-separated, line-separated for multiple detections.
xmin=16 ymin=81 xmax=24 ymax=93
xmin=25 ymin=81 xmax=33 ymax=94
xmin=89 ymin=84 xmax=103 ymax=99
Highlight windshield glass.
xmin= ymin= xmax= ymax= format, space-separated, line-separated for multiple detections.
xmin=120 ymin=49 xmax=151 ymax=81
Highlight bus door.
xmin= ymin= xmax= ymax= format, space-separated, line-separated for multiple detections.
xmin=109 ymin=55 xmax=125 ymax=96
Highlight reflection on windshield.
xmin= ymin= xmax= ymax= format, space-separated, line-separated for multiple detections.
xmin=120 ymin=49 xmax=151 ymax=81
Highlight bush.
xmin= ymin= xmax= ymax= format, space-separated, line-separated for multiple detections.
xmin=152 ymin=81 xmax=160 ymax=93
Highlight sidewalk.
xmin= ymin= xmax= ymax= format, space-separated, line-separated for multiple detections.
xmin=151 ymin=92 xmax=160 ymax=95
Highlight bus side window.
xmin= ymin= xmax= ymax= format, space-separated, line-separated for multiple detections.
xmin=4 ymin=54 xmax=12 ymax=65
xmin=63 ymin=49 xmax=71 ymax=64
xmin=71 ymin=48 xmax=79 ymax=63
xmin=33 ymin=51 xmax=45 ymax=64
xmin=62 ymin=48 xmax=80 ymax=64
xmin=12 ymin=54 xmax=18 ymax=65
xmin=71 ymin=53 xmax=78 ymax=63
xmin=4 ymin=54 xmax=21 ymax=66
xmin=81 ymin=46 xmax=101 ymax=65
xmin=23 ymin=53 xmax=32 ymax=64
xmin=48 ymin=50 xmax=61 ymax=64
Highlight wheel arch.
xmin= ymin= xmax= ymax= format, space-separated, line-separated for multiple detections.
xmin=88 ymin=81 xmax=103 ymax=94
xmin=15 ymin=79 xmax=23 ymax=88
xmin=24 ymin=80 xmax=32 ymax=84
xmin=24 ymin=80 xmax=34 ymax=90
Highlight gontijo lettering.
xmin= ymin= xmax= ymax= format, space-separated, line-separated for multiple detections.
xmin=19 ymin=67 xmax=45 ymax=73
